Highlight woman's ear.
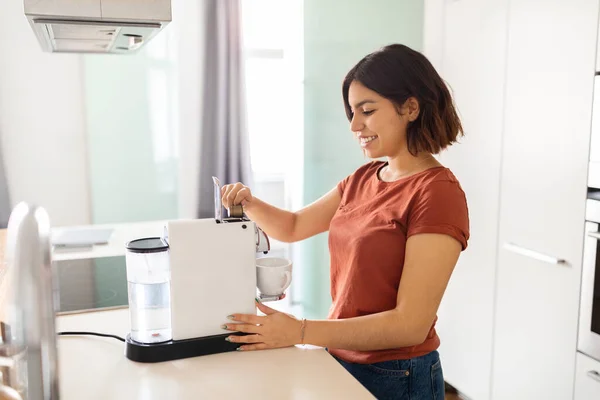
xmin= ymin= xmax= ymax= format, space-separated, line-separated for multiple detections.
xmin=405 ymin=97 xmax=420 ymax=122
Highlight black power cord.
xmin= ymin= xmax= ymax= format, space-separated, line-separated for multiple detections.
xmin=58 ymin=331 xmax=125 ymax=342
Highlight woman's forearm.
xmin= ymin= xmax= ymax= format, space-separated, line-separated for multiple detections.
xmin=244 ymin=197 xmax=297 ymax=243
xmin=303 ymin=309 xmax=429 ymax=351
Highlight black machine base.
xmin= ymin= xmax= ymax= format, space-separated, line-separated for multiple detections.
xmin=125 ymin=332 xmax=246 ymax=363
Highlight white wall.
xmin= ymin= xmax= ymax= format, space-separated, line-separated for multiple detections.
xmin=0 ymin=1 xmax=91 ymax=227
xmin=423 ymin=1 xmax=508 ymax=398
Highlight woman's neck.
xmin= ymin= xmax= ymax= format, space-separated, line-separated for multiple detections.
xmin=381 ymin=152 xmax=440 ymax=181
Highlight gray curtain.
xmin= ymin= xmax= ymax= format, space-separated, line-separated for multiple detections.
xmin=197 ymin=0 xmax=253 ymax=218
xmin=0 ymin=134 xmax=10 ymax=228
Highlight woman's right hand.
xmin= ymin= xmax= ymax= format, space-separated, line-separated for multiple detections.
xmin=221 ymin=182 xmax=254 ymax=210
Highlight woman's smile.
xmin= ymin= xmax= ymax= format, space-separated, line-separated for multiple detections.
xmin=359 ymin=135 xmax=378 ymax=148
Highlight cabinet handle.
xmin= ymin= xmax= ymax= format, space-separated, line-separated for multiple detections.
xmin=588 ymin=231 xmax=600 ymax=241
xmin=503 ymin=242 xmax=567 ymax=265
xmin=587 ymin=370 xmax=600 ymax=383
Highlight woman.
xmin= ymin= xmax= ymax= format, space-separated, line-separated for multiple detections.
xmin=220 ymin=44 xmax=470 ymax=400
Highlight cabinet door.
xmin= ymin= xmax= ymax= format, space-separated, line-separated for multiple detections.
xmin=492 ymin=1 xmax=598 ymax=399
xmin=426 ymin=0 xmax=509 ymax=399
xmin=575 ymin=352 xmax=600 ymax=400
xmin=589 ymin=78 xmax=600 ymax=188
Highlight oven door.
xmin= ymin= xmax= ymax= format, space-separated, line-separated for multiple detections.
xmin=578 ymin=217 xmax=600 ymax=362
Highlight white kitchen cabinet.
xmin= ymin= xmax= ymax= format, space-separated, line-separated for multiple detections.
xmin=589 ymin=77 xmax=600 ymax=188
xmin=423 ymin=0 xmax=509 ymax=399
xmin=590 ymin=78 xmax=600 ymax=163
xmin=596 ymin=13 xmax=600 ymax=72
xmin=575 ymin=352 xmax=600 ymax=399
xmin=491 ymin=1 xmax=598 ymax=399
xmin=424 ymin=0 xmax=599 ymax=398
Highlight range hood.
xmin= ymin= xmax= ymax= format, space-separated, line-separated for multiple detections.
xmin=24 ymin=0 xmax=171 ymax=54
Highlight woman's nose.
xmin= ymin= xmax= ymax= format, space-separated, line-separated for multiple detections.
xmin=350 ymin=115 xmax=364 ymax=133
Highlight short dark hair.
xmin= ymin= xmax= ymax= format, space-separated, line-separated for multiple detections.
xmin=342 ymin=44 xmax=463 ymax=155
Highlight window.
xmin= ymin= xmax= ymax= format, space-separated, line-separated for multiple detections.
xmin=241 ymin=0 xmax=304 ymax=312
xmin=241 ymin=0 xmax=304 ymax=212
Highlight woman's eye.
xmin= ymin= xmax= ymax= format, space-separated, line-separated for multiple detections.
xmin=362 ymin=110 xmax=375 ymax=116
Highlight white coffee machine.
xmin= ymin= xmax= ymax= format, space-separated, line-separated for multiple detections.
xmin=124 ymin=177 xmax=279 ymax=363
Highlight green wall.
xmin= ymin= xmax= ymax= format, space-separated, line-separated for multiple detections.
xmin=301 ymin=0 xmax=424 ymax=318
xmin=83 ymin=42 xmax=178 ymax=225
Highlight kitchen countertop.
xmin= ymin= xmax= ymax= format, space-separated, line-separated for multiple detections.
xmin=57 ymin=309 xmax=373 ymax=399
xmin=0 ymin=223 xmax=374 ymax=399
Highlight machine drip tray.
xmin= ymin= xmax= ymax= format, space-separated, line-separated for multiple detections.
xmin=125 ymin=332 xmax=248 ymax=363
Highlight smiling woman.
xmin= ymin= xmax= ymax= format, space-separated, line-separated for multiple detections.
xmin=342 ymin=44 xmax=463 ymax=163
xmin=219 ymin=43 xmax=469 ymax=400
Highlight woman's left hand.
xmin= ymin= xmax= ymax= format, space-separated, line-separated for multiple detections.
xmin=222 ymin=300 xmax=302 ymax=351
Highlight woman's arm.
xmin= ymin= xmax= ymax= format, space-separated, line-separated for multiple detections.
xmin=224 ymin=185 xmax=342 ymax=243
xmin=303 ymin=232 xmax=462 ymax=350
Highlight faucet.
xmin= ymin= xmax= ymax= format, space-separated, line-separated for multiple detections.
xmin=0 ymin=203 xmax=59 ymax=399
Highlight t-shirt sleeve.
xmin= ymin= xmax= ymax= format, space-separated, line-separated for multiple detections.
xmin=407 ymin=180 xmax=470 ymax=250
xmin=337 ymin=174 xmax=351 ymax=196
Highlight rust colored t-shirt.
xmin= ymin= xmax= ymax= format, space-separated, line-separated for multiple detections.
xmin=327 ymin=161 xmax=470 ymax=364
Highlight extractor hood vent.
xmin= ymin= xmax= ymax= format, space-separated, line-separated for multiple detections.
xmin=24 ymin=0 xmax=171 ymax=54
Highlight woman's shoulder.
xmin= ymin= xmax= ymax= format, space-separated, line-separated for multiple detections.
xmin=402 ymin=167 xmax=467 ymax=206
xmin=415 ymin=166 xmax=463 ymax=189
xmin=417 ymin=168 xmax=468 ymax=209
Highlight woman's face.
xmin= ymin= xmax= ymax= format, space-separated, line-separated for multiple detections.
xmin=347 ymin=80 xmax=418 ymax=159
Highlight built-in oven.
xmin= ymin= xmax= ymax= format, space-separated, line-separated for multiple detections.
xmin=579 ymin=74 xmax=600 ymax=362
xmin=579 ymin=192 xmax=600 ymax=362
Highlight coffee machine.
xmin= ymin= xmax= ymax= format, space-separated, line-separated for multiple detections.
xmin=124 ymin=177 xmax=278 ymax=363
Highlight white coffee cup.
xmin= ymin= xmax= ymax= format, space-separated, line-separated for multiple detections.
xmin=256 ymin=257 xmax=292 ymax=296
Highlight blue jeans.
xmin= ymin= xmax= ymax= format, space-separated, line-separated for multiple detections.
xmin=331 ymin=350 xmax=445 ymax=400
